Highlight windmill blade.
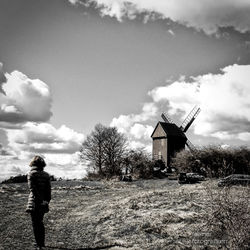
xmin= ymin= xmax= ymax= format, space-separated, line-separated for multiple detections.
xmin=161 ymin=112 xmax=174 ymax=123
xmin=180 ymin=106 xmax=201 ymax=132
xmin=185 ymin=139 xmax=197 ymax=154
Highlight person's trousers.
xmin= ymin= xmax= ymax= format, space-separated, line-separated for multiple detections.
xmin=31 ymin=210 xmax=45 ymax=247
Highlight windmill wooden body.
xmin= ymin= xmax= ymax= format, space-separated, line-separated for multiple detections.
xmin=151 ymin=106 xmax=200 ymax=166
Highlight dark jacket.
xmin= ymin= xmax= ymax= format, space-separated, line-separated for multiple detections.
xmin=26 ymin=166 xmax=51 ymax=212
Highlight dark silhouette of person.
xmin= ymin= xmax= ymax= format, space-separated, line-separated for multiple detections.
xmin=26 ymin=156 xmax=51 ymax=249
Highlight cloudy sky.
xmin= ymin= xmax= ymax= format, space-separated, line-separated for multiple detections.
xmin=1 ymin=0 xmax=250 ymax=180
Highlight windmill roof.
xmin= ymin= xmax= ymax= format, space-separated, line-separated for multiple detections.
xmin=151 ymin=122 xmax=187 ymax=138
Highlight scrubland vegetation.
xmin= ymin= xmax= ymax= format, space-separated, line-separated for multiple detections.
xmin=172 ymin=146 xmax=250 ymax=178
xmin=205 ymin=185 xmax=250 ymax=249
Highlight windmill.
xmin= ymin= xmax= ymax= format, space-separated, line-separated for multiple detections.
xmin=151 ymin=106 xmax=200 ymax=166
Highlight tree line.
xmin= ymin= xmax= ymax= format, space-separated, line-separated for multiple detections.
xmin=172 ymin=146 xmax=250 ymax=178
xmin=80 ymin=123 xmax=156 ymax=179
xmin=80 ymin=123 xmax=250 ymax=180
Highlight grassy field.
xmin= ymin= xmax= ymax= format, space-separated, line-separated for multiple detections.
xmin=0 ymin=179 xmax=249 ymax=250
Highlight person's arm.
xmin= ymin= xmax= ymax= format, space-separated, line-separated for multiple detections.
xmin=45 ymin=176 xmax=51 ymax=203
xmin=28 ymin=172 xmax=42 ymax=203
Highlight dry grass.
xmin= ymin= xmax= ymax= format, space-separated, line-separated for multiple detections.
xmin=204 ymin=184 xmax=250 ymax=249
xmin=0 ymin=179 xmax=249 ymax=249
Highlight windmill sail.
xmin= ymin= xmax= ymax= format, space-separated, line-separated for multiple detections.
xmin=157 ymin=106 xmax=201 ymax=161
xmin=180 ymin=106 xmax=201 ymax=133
xmin=161 ymin=112 xmax=174 ymax=123
xmin=185 ymin=139 xmax=197 ymax=153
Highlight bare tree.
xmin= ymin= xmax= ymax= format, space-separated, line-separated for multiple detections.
xmin=103 ymin=126 xmax=127 ymax=176
xmin=80 ymin=124 xmax=127 ymax=177
xmin=80 ymin=124 xmax=106 ymax=176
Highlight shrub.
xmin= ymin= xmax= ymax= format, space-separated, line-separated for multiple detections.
xmin=50 ymin=175 xmax=57 ymax=181
xmin=171 ymin=146 xmax=250 ymax=178
xmin=204 ymin=186 xmax=250 ymax=249
xmin=124 ymin=149 xmax=155 ymax=179
xmin=2 ymin=175 xmax=28 ymax=184
xmin=134 ymin=160 xmax=154 ymax=179
xmin=84 ymin=171 xmax=103 ymax=181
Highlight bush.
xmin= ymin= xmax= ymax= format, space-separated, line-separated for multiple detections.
xmin=204 ymin=186 xmax=250 ymax=249
xmin=2 ymin=175 xmax=28 ymax=184
xmin=84 ymin=171 xmax=103 ymax=181
xmin=171 ymin=146 xmax=250 ymax=178
xmin=124 ymin=149 xmax=155 ymax=179
xmin=134 ymin=160 xmax=155 ymax=179
xmin=50 ymin=175 xmax=57 ymax=181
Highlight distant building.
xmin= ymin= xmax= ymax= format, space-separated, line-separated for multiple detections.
xmin=151 ymin=122 xmax=187 ymax=166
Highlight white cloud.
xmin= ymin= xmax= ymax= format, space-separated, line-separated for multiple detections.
xmin=130 ymin=123 xmax=153 ymax=140
xmin=149 ymin=64 xmax=250 ymax=141
xmin=210 ymin=131 xmax=235 ymax=141
xmin=68 ymin=0 xmax=79 ymax=4
xmin=0 ymin=70 xmax=52 ymax=125
xmin=0 ymin=143 xmax=13 ymax=156
xmin=70 ymin=0 xmax=250 ymax=34
xmin=220 ymin=144 xmax=230 ymax=149
xmin=238 ymin=132 xmax=250 ymax=142
xmin=47 ymin=163 xmax=87 ymax=180
xmin=0 ymin=153 xmax=87 ymax=182
xmin=111 ymin=102 xmax=156 ymax=151
xmin=0 ymin=156 xmax=28 ymax=182
xmin=0 ymin=123 xmax=86 ymax=181
xmin=44 ymin=152 xmax=87 ymax=180
xmin=6 ymin=122 xmax=85 ymax=154
xmin=0 ymin=64 xmax=87 ymax=181
xmin=149 ymin=79 xmax=199 ymax=115
xmin=110 ymin=64 xmax=250 ymax=147
xmin=111 ymin=102 xmax=157 ymax=133
xmin=129 ymin=140 xmax=147 ymax=150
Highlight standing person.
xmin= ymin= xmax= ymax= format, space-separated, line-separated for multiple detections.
xmin=26 ymin=156 xmax=51 ymax=249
